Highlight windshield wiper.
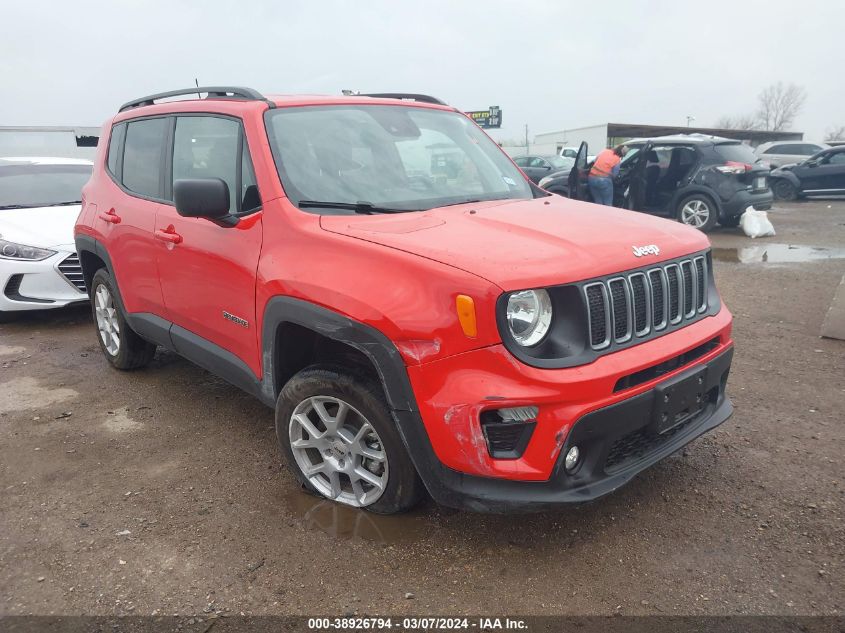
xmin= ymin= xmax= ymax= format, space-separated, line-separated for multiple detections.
xmin=51 ymin=200 xmax=83 ymax=206
xmin=0 ymin=204 xmax=38 ymax=210
xmin=298 ymin=200 xmax=409 ymax=214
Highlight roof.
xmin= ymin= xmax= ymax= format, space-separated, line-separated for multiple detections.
xmin=622 ymin=133 xmax=738 ymax=146
xmin=0 ymin=156 xmax=93 ymax=166
xmin=607 ymin=122 xmax=802 ymax=144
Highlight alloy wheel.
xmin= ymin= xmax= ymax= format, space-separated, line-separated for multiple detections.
xmin=680 ymin=199 xmax=711 ymax=228
xmin=289 ymin=396 xmax=388 ymax=508
xmin=94 ymin=284 xmax=120 ymax=356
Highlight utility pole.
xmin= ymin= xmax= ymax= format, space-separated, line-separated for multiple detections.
xmin=524 ymin=124 xmax=529 ymax=155
xmin=686 ymin=115 xmax=696 ymax=127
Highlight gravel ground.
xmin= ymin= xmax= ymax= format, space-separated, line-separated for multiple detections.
xmin=0 ymin=200 xmax=843 ymax=617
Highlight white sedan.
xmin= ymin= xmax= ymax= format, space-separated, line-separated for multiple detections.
xmin=0 ymin=157 xmax=93 ymax=319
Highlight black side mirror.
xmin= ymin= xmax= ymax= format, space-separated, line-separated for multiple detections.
xmin=805 ymin=159 xmax=819 ymax=168
xmin=174 ymin=178 xmax=231 ymax=220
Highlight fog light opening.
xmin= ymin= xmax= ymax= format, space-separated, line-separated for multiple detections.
xmin=564 ymin=446 xmax=581 ymax=473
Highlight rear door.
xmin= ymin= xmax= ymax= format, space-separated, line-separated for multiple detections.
xmin=98 ymin=117 xmax=169 ymax=316
xmin=154 ymin=114 xmax=264 ymax=376
xmin=567 ymin=142 xmax=589 ymax=200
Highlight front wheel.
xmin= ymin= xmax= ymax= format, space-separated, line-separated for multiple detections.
xmin=677 ymin=195 xmax=718 ymax=232
xmin=276 ymin=366 xmax=423 ymax=514
xmin=90 ymin=269 xmax=156 ymax=370
xmin=772 ymin=179 xmax=798 ymax=201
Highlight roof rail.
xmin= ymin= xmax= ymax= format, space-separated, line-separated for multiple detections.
xmin=118 ymin=86 xmax=274 ymax=112
xmin=358 ymin=93 xmax=448 ymax=106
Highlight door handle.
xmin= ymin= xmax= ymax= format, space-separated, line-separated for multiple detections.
xmin=99 ymin=208 xmax=121 ymax=224
xmin=154 ymin=225 xmax=183 ymax=245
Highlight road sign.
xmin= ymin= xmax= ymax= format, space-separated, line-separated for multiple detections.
xmin=466 ymin=106 xmax=502 ymax=129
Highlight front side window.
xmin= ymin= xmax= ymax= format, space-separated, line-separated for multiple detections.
xmin=0 ymin=163 xmax=91 ymax=209
xmin=265 ymin=105 xmax=532 ymax=213
xmin=824 ymin=152 xmax=845 ymax=165
xmin=123 ymin=118 xmax=168 ymax=198
xmin=172 ymin=116 xmax=241 ymax=212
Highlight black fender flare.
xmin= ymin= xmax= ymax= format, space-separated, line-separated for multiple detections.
xmin=260 ymin=296 xmax=418 ymax=413
xmin=74 ymin=234 xmax=116 ymax=284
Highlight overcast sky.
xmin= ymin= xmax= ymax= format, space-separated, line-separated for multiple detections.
xmin=2 ymin=0 xmax=842 ymax=142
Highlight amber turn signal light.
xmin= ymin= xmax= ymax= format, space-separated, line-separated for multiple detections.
xmin=456 ymin=294 xmax=477 ymax=338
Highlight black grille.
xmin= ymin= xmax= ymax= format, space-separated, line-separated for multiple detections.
xmin=613 ymin=337 xmax=720 ymax=392
xmin=648 ymin=269 xmax=665 ymax=328
xmin=582 ymin=254 xmax=710 ymax=353
xmin=609 ymin=279 xmax=629 ymax=341
xmin=667 ymin=266 xmax=681 ymax=322
xmin=630 ymin=274 xmax=647 ymax=334
xmin=585 ymin=284 xmax=608 ymax=347
xmin=58 ymin=254 xmax=86 ymax=292
xmin=681 ymin=261 xmax=694 ymax=316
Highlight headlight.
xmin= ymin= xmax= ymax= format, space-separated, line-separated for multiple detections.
xmin=506 ymin=289 xmax=553 ymax=346
xmin=0 ymin=239 xmax=56 ymax=261
xmin=538 ymin=175 xmax=553 ymax=188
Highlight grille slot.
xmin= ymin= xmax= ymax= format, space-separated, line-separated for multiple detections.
xmin=582 ymin=254 xmax=710 ymax=352
xmin=58 ymin=254 xmax=86 ymax=293
xmin=681 ymin=260 xmax=694 ymax=318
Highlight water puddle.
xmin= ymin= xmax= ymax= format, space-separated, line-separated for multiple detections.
xmin=711 ymin=244 xmax=845 ymax=264
xmin=282 ymin=489 xmax=432 ymax=544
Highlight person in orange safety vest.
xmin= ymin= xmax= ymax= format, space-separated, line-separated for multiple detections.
xmin=588 ymin=145 xmax=627 ymax=206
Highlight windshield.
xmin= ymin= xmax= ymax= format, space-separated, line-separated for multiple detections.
xmin=714 ymin=143 xmax=759 ymax=164
xmin=0 ymin=164 xmax=91 ymax=209
xmin=265 ymin=105 xmax=533 ymax=213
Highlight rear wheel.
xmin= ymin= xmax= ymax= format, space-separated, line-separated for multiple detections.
xmin=772 ymin=179 xmax=798 ymax=201
xmin=90 ymin=269 xmax=156 ymax=369
xmin=677 ymin=194 xmax=718 ymax=232
xmin=276 ymin=366 xmax=423 ymax=514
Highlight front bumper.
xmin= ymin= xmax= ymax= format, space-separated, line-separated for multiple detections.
xmin=0 ymin=249 xmax=87 ymax=312
xmin=401 ymin=346 xmax=733 ymax=512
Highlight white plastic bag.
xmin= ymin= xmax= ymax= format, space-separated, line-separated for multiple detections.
xmin=740 ymin=206 xmax=776 ymax=238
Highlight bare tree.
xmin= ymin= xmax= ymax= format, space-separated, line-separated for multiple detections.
xmin=715 ymin=114 xmax=760 ymax=131
xmin=825 ymin=125 xmax=845 ymax=142
xmin=756 ymin=82 xmax=806 ymax=131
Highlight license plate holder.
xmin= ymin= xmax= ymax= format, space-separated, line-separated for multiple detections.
xmin=652 ymin=366 xmax=708 ymax=434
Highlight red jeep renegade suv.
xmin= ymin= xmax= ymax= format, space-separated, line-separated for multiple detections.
xmin=74 ymin=87 xmax=734 ymax=514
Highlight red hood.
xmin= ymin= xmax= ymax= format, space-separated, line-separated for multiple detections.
xmin=320 ymin=197 xmax=711 ymax=291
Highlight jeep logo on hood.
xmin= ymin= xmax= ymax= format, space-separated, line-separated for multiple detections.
xmin=632 ymin=244 xmax=660 ymax=257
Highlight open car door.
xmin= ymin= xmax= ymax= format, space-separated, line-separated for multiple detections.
xmin=624 ymin=142 xmax=652 ymax=210
xmin=567 ymin=141 xmax=589 ymax=200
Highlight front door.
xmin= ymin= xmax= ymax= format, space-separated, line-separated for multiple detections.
xmin=624 ymin=142 xmax=652 ymax=211
xmin=803 ymin=150 xmax=845 ymax=193
xmin=154 ymin=114 xmax=264 ymax=376
xmin=568 ymin=142 xmax=589 ymax=200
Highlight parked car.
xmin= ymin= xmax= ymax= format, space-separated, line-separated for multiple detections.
xmin=566 ymin=135 xmax=773 ymax=232
xmin=512 ymin=154 xmax=573 ymax=183
xmin=0 ymin=157 xmax=92 ymax=319
xmin=559 ymin=146 xmax=595 ymax=162
xmin=754 ymin=140 xmax=829 ymax=169
xmin=768 ymin=146 xmax=845 ymax=200
xmin=75 ymin=87 xmax=735 ymax=514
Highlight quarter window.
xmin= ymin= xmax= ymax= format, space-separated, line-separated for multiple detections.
xmin=122 ymin=118 xmax=168 ymax=198
xmin=107 ymin=123 xmax=125 ymax=176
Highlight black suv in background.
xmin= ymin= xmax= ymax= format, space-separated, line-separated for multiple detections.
xmin=549 ymin=134 xmax=773 ymax=232
xmin=768 ymin=146 xmax=845 ymax=200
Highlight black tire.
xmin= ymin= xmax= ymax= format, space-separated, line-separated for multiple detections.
xmin=772 ymin=179 xmax=798 ymax=201
xmin=275 ymin=365 xmax=424 ymax=515
xmin=720 ymin=215 xmax=742 ymax=228
xmin=89 ymin=268 xmax=156 ymax=370
xmin=676 ymin=194 xmax=719 ymax=232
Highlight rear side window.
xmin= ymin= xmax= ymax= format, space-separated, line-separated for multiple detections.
xmin=714 ymin=143 xmax=758 ymax=164
xmin=123 ymin=118 xmax=168 ymax=198
xmin=106 ymin=123 xmax=125 ymax=176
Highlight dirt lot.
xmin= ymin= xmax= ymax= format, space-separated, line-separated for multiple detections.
xmin=1 ymin=200 xmax=843 ymax=618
